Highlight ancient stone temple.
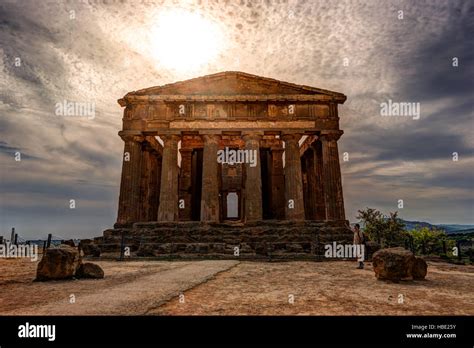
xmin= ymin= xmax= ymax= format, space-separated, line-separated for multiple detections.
xmin=98 ymin=72 xmax=352 ymax=259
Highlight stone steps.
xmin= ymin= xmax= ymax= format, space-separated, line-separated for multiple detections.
xmin=96 ymin=220 xmax=352 ymax=260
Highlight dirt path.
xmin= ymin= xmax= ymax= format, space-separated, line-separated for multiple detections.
xmin=0 ymin=259 xmax=238 ymax=315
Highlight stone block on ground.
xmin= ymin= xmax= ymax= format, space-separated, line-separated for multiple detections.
xmin=75 ymin=262 xmax=104 ymax=279
xmin=372 ymin=247 xmax=416 ymax=281
xmin=372 ymin=247 xmax=429 ymax=281
xmin=412 ymin=257 xmax=428 ymax=280
xmin=36 ymin=245 xmax=81 ymax=281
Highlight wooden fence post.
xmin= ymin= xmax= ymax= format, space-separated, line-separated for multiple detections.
xmin=119 ymin=231 xmax=125 ymax=261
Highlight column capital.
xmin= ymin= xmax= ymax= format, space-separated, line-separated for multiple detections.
xmin=119 ymin=133 xmax=146 ymax=143
xmin=200 ymin=133 xmax=221 ymax=144
xmin=179 ymin=148 xmax=193 ymax=154
xmin=160 ymin=134 xmax=181 ymax=144
xmin=242 ymin=131 xmax=263 ymax=142
xmin=281 ymin=132 xmax=302 ymax=143
xmin=144 ymin=136 xmax=163 ymax=155
xmin=319 ymin=130 xmax=343 ymax=142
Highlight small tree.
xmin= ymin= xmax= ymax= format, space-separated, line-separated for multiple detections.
xmin=356 ymin=208 xmax=384 ymax=244
xmin=356 ymin=208 xmax=406 ymax=248
xmin=385 ymin=211 xmax=408 ymax=247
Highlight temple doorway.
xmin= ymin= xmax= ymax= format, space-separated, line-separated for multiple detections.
xmin=226 ymin=192 xmax=239 ymax=219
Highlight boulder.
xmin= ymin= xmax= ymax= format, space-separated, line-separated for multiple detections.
xmin=372 ymin=247 xmax=416 ymax=281
xmin=36 ymin=245 xmax=81 ymax=281
xmin=75 ymin=262 xmax=104 ymax=279
xmin=412 ymin=257 xmax=428 ymax=280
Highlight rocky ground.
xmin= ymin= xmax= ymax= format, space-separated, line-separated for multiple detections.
xmin=0 ymin=258 xmax=472 ymax=315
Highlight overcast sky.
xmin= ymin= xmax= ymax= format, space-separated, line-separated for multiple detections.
xmin=1 ymin=0 xmax=473 ymax=239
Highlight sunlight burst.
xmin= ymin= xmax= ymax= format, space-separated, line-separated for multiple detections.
xmin=150 ymin=10 xmax=223 ymax=72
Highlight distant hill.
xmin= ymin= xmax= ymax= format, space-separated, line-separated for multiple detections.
xmin=437 ymin=224 xmax=474 ymax=233
xmin=400 ymin=220 xmax=438 ymax=231
xmin=399 ymin=220 xmax=474 ymax=234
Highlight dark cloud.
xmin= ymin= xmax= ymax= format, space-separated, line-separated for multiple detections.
xmin=0 ymin=141 xmax=41 ymax=160
xmin=0 ymin=0 xmax=473 ymax=239
xmin=344 ymin=126 xmax=473 ymax=161
xmin=395 ymin=1 xmax=474 ymax=102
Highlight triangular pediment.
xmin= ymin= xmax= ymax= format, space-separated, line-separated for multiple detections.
xmin=128 ymin=71 xmax=344 ymax=98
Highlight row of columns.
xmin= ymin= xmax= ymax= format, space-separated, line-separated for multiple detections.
xmin=116 ymin=131 xmax=345 ymax=226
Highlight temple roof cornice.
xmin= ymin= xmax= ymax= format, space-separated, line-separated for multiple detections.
xmin=118 ymin=93 xmax=346 ymax=106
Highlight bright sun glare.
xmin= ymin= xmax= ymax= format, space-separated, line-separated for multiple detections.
xmin=150 ymin=10 xmax=223 ymax=72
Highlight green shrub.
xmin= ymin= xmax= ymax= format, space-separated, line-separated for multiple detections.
xmin=356 ymin=208 xmax=407 ymax=248
xmin=408 ymin=226 xmax=451 ymax=255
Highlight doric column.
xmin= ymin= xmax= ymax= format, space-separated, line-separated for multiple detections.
xmin=155 ymin=155 xmax=163 ymax=218
xmin=157 ymin=134 xmax=180 ymax=221
xmin=138 ymin=144 xmax=160 ymax=222
xmin=138 ymin=147 xmax=152 ymax=222
xmin=271 ymin=147 xmax=285 ymax=219
xmin=302 ymin=150 xmax=314 ymax=220
xmin=179 ymin=148 xmax=193 ymax=221
xmin=282 ymin=133 xmax=305 ymax=220
xmin=116 ymin=134 xmax=145 ymax=226
xmin=242 ymin=132 xmax=263 ymax=221
xmin=147 ymin=150 xmax=160 ymax=221
xmin=200 ymin=134 xmax=220 ymax=222
xmin=320 ymin=131 xmax=345 ymax=220
xmin=312 ymin=140 xmax=326 ymax=220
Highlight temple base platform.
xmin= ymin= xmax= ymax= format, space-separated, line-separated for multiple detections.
xmin=94 ymin=220 xmax=353 ymax=261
